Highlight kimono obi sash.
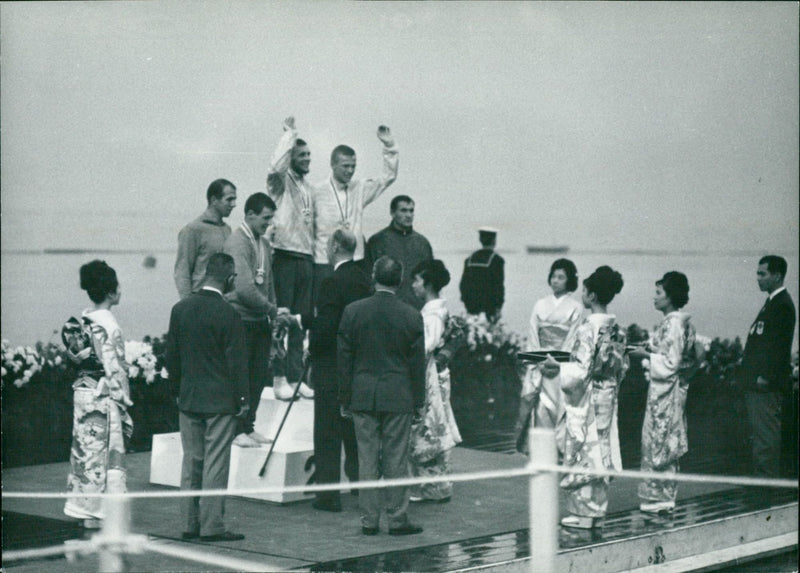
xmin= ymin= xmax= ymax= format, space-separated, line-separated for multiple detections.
xmin=538 ymin=323 xmax=573 ymax=350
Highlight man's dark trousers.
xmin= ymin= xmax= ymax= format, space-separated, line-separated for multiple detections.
xmin=272 ymin=250 xmax=313 ymax=383
xmin=313 ymin=384 xmax=358 ymax=503
xmin=180 ymin=412 xmax=238 ymax=536
xmin=239 ymin=319 xmax=271 ymax=435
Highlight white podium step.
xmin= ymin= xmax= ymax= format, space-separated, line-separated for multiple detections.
xmin=253 ymin=387 xmax=314 ymax=445
xmin=228 ymin=439 xmax=315 ymax=503
xmin=149 ymin=388 xmax=317 ymax=503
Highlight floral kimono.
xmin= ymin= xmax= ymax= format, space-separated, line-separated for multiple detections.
xmin=556 ymin=314 xmax=628 ymax=519
xmin=638 ymin=311 xmax=696 ymax=505
xmin=520 ymin=294 xmax=584 ymax=437
xmin=62 ymin=309 xmax=133 ymax=521
xmin=409 ymin=298 xmax=462 ymax=500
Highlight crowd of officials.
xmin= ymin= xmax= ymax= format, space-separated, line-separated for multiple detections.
xmin=59 ymin=118 xmax=794 ymax=540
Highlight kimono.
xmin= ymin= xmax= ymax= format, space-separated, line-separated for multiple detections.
xmin=517 ymin=294 xmax=583 ymax=454
xmin=638 ymin=311 xmax=696 ymax=505
xmin=409 ymin=298 xmax=462 ymax=500
xmin=62 ymin=309 xmax=133 ymax=521
xmin=556 ymin=314 xmax=628 ymax=519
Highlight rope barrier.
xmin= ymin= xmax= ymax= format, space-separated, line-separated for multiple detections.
xmin=3 ymin=464 xmax=796 ymax=501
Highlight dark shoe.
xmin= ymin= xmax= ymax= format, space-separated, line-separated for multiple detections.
xmin=312 ymin=499 xmax=342 ymax=513
xmin=362 ymin=526 xmax=379 ymax=536
xmin=388 ymin=523 xmax=423 ymax=536
xmin=199 ymin=531 xmax=245 ymax=542
xmin=181 ymin=531 xmax=200 ymax=540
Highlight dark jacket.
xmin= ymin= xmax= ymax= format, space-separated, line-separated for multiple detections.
xmin=741 ymin=288 xmax=796 ymax=393
xmin=166 ymin=289 xmax=249 ymax=414
xmin=365 ymin=224 xmax=433 ymax=309
xmin=308 ymin=261 xmax=373 ymax=389
xmin=337 ymin=291 xmax=426 ymax=413
xmin=459 ymin=248 xmax=505 ymax=317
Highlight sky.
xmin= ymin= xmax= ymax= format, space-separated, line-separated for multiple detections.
xmin=1 ymin=1 xmax=798 ymax=254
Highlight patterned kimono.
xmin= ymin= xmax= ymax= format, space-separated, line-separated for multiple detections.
xmin=638 ymin=311 xmax=696 ymax=505
xmin=521 ymin=294 xmax=584 ymax=429
xmin=556 ymin=314 xmax=628 ymax=519
xmin=63 ymin=309 xmax=133 ymax=521
xmin=409 ymin=298 xmax=462 ymax=500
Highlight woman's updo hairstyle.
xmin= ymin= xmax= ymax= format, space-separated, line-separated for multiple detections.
xmin=656 ymin=271 xmax=690 ymax=309
xmin=583 ymin=265 xmax=623 ymax=305
xmin=80 ymin=260 xmax=119 ymax=304
xmin=548 ymin=258 xmax=579 ymax=292
xmin=411 ymin=259 xmax=451 ymax=293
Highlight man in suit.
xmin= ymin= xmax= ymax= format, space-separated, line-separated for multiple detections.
xmin=306 ymin=229 xmax=373 ymax=512
xmin=740 ymin=255 xmax=796 ymax=478
xmin=338 ymin=256 xmax=426 ymax=536
xmin=459 ymin=227 xmax=505 ymax=321
xmin=166 ymin=252 xmax=249 ymax=542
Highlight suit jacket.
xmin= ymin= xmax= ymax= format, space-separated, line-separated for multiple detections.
xmin=308 ymin=261 xmax=373 ymax=389
xmin=337 ymin=290 xmax=426 ymax=413
xmin=741 ymin=288 xmax=796 ymax=393
xmin=166 ymin=289 xmax=249 ymax=414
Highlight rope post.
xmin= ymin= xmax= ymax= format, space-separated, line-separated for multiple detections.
xmin=528 ymin=427 xmax=558 ymax=573
xmin=98 ymin=494 xmax=130 ymax=572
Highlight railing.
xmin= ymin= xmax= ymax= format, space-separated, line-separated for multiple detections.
xmin=3 ymin=428 xmax=797 ymax=573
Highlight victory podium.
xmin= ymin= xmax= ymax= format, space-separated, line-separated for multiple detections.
xmin=149 ymin=387 xmax=316 ymax=503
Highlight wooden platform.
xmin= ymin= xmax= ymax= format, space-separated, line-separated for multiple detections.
xmin=2 ymin=448 xmax=796 ymax=572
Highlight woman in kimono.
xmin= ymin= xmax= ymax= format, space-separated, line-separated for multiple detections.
xmin=62 ymin=260 xmax=133 ymax=528
xmin=540 ymin=265 xmax=627 ymax=529
xmin=629 ymin=271 xmax=695 ymax=514
xmin=520 ymin=259 xmax=584 ymax=435
xmin=408 ymin=259 xmax=462 ymax=502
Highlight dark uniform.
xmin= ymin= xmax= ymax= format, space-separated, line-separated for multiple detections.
xmin=459 ymin=247 xmax=505 ymax=319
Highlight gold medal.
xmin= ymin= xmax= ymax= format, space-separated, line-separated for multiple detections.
xmin=255 ymin=270 xmax=265 ymax=285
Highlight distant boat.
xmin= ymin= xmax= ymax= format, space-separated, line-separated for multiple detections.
xmin=526 ymin=245 xmax=570 ymax=254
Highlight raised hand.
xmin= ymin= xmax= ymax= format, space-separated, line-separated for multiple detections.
xmin=376 ymin=125 xmax=394 ymax=147
xmin=283 ymin=116 xmax=296 ymax=131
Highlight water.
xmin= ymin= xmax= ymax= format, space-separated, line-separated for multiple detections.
xmin=2 ymin=249 xmax=797 ymax=348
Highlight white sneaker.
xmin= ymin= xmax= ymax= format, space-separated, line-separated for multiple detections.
xmin=273 ymin=377 xmax=297 ymax=401
xmin=233 ymin=433 xmax=260 ymax=448
xmin=297 ymin=382 xmax=315 ymax=399
xmin=560 ymin=515 xmax=599 ymax=529
xmin=640 ymin=501 xmax=675 ymax=514
xmin=248 ymin=431 xmax=273 ymax=445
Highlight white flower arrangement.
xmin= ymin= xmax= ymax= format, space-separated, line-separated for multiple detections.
xmin=124 ymin=340 xmax=160 ymax=384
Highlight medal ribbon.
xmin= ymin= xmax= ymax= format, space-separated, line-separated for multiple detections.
xmin=240 ymin=223 xmax=265 ymax=280
xmin=329 ymin=177 xmax=349 ymax=227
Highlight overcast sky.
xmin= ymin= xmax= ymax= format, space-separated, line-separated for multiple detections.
xmin=1 ymin=1 xmax=797 ymax=254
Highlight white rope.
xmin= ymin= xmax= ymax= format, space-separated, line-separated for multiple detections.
xmin=3 ymin=540 xmax=93 ymax=562
xmin=3 ymin=464 xmax=796 ymax=501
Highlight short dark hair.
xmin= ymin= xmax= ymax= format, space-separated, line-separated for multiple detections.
xmin=412 ymin=259 xmax=450 ymax=293
xmin=207 ymin=179 xmax=235 ymax=203
xmin=331 ymin=228 xmax=357 ymax=255
xmin=244 ymin=192 xmax=276 ymax=215
xmin=295 ymin=138 xmax=308 ymax=148
xmin=759 ymin=255 xmax=788 ymax=279
xmin=583 ymin=265 xmax=624 ymax=306
xmin=206 ymin=253 xmax=235 ymax=282
xmin=373 ymin=255 xmax=402 ymax=287
xmin=80 ymin=260 xmax=119 ymax=304
xmin=656 ymin=271 xmax=690 ymax=309
xmin=330 ymin=145 xmax=356 ymax=164
xmin=390 ymin=195 xmax=414 ymax=212
xmin=549 ymin=258 xmax=579 ymax=292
